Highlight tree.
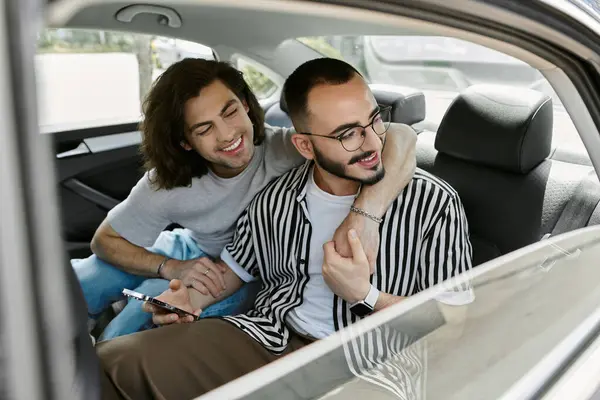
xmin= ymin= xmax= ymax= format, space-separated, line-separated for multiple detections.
xmin=240 ymin=64 xmax=276 ymax=99
xmin=132 ymin=35 xmax=154 ymax=104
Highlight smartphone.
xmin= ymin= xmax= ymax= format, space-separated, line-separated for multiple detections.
xmin=122 ymin=288 xmax=200 ymax=321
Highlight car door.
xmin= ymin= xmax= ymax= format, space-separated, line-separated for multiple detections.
xmin=53 ymin=122 xmax=144 ymax=259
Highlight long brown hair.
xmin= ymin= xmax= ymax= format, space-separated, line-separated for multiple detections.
xmin=140 ymin=58 xmax=265 ymax=190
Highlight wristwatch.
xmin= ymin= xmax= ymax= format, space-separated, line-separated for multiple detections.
xmin=349 ymin=285 xmax=380 ymax=317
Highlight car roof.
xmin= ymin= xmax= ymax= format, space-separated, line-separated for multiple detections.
xmin=45 ymin=1 xmax=554 ymax=72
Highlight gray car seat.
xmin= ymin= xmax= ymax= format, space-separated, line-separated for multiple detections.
xmin=416 ymin=84 xmax=594 ymax=265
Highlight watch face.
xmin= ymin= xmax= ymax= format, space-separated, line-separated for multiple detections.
xmin=350 ymin=302 xmax=373 ymax=317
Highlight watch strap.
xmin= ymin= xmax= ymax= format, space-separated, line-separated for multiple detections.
xmin=364 ymin=284 xmax=380 ymax=309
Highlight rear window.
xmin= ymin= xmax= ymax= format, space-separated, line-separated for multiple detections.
xmin=236 ymin=58 xmax=278 ymax=100
xmin=35 ymin=29 xmax=214 ymax=133
xmin=298 ymin=35 xmax=585 ymax=156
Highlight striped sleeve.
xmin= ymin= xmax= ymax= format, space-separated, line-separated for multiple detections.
xmin=222 ymin=208 xmax=259 ymax=280
xmin=418 ymin=194 xmax=474 ymax=303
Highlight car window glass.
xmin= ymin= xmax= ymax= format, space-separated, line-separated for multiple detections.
xmin=298 ymin=35 xmax=586 ymax=156
xmin=35 ymin=29 xmax=214 ymax=133
xmin=218 ymin=233 xmax=600 ymax=400
xmin=236 ymin=58 xmax=278 ymax=100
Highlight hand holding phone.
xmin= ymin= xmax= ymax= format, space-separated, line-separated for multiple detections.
xmin=123 ymin=283 xmax=201 ymax=325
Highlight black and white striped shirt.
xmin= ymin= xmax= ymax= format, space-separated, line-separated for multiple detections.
xmin=340 ymin=323 xmax=429 ymax=399
xmin=221 ymin=161 xmax=473 ymax=355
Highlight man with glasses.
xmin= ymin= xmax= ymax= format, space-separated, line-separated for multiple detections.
xmin=98 ymin=58 xmax=473 ymax=400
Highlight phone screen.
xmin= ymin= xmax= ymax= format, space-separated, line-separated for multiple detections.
xmin=122 ymin=288 xmax=200 ymax=321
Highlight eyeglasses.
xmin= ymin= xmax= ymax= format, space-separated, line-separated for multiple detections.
xmin=299 ymin=106 xmax=391 ymax=152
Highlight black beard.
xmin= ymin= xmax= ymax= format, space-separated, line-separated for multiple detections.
xmin=313 ymin=147 xmax=385 ymax=185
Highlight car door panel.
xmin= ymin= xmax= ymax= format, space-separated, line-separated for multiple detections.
xmin=53 ymin=123 xmax=144 ymax=258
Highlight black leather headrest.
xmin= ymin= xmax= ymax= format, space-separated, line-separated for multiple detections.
xmin=369 ymin=84 xmax=426 ymax=125
xmin=280 ymin=90 xmax=289 ymax=114
xmin=279 ymin=83 xmax=426 ymax=126
xmin=435 ymin=84 xmax=553 ymax=174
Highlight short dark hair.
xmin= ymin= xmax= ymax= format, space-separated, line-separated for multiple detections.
xmin=283 ymin=58 xmax=362 ymax=127
xmin=140 ymin=58 xmax=265 ymax=190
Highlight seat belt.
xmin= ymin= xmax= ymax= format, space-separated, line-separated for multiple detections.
xmin=550 ymin=171 xmax=600 ymax=237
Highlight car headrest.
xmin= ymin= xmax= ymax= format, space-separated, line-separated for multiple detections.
xmin=279 ymin=83 xmax=426 ymax=126
xmin=280 ymin=91 xmax=289 ymax=113
xmin=435 ymin=84 xmax=553 ymax=174
xmin=369 ymin=84 xmax=426 ymax=126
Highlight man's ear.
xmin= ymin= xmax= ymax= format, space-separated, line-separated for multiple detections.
xmin=291 ymin=133 xmax=314 ymax=160
xmin=242 ymin=99 xmax=249 ymax=113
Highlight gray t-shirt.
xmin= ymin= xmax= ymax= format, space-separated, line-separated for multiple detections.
xmin=106 ymin=125 xmax=304 ymax=257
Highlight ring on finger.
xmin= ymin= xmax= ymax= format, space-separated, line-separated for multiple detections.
xmin=203 ymin=268 xmax=210 ymax=275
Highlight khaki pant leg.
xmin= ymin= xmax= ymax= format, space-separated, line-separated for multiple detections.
xmin=98 ymin=318 xmax=287 ymax=400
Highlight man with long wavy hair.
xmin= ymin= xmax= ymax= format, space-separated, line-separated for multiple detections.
xmin=72 ymin=58 xmax=416 ymax=341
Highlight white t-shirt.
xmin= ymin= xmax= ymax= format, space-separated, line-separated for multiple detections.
xmin=285 ymin=169 xmax=357 ymax=339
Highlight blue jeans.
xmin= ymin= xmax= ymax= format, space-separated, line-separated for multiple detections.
xmin=72 ymin=229 xmax=255 ymax=341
